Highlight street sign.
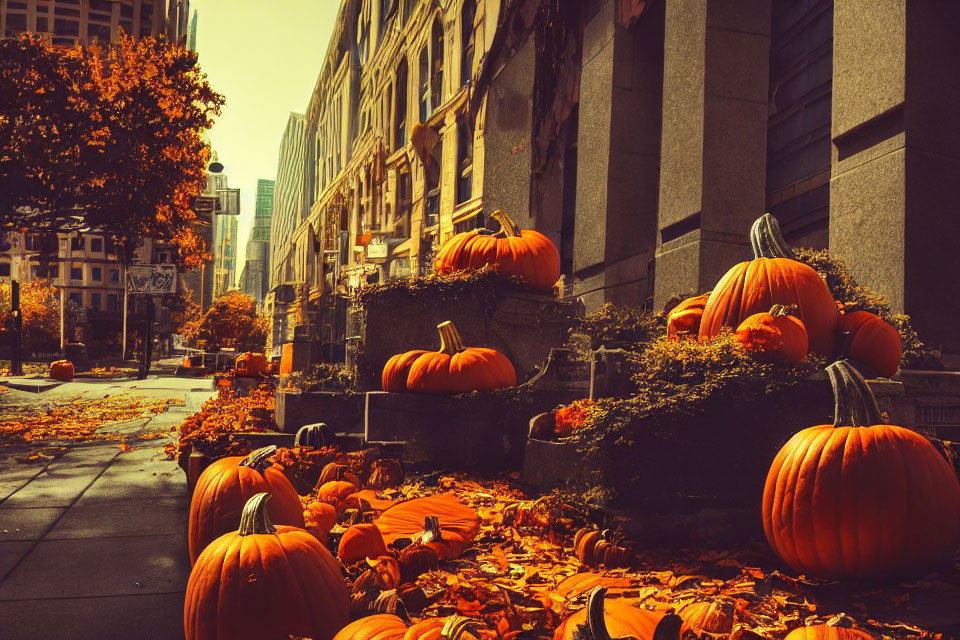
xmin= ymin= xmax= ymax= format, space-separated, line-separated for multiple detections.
xmin=366 ymin=243 xmax=388 ymax=259
xmin=193 ymin=196 xmax=221 ymax=213
xmin=216 ymin=188 xmax=241 ymax=215
xmin=127 ymin=264 xmax=177 ymax=294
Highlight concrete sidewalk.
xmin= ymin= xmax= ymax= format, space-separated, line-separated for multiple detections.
xmin=0 ymin=377 xmax=214 ymax=640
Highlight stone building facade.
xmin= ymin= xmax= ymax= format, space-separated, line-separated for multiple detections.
xmin=272 ymin=0 xmax=960 ymax=363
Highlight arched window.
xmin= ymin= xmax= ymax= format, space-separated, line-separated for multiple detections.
xmin=395 ymin=59 xmax=408 ymax=148
xmin=457 ymin=116 xmax=473 ymax=203
xmin=460 ymin=0 xmax=476 ymax=86
xmin=357 ymin=2 xmax=371 ymax=66
xmin=430 ymin=17 xmax=444 ymax=111
xmin=418 ymin=44 xmax=430 ymax=122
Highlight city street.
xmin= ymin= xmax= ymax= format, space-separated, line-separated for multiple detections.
xmin=0 ymin=375 xmax=213 ymax=640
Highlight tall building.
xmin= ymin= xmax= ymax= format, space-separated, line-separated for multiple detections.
xmin=240 ymin=179 xmax=274 ymax=306
xmin=186 ymin=7 xmax=197 ymax=51
xmin=264 ymin=112 xmax=305 ymax=348
xmin=1 ymin=0 xmax=190 ymax=46
xmin=207 ymin=161 xmax=240 ymax=299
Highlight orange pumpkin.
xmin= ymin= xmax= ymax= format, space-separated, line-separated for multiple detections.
xmin=235 ymin=352 xmax=268 ymax=377
xmin=279 ymin=342 xmax=294 ymax=375
xmin=188 ymin=446 xmax=305 ymax=565
xmin=573 ymin=528 xmax=633 ymax=569
xmin=404 ymin=321 xmax=516 ymax=394
xmin=50 ymin=359 xmax=74 ymax=382
xmin=435 ymin=209 xmax=560 ymax=291
xmin=404 ymin=616 xmax=486 ymax=640
xmin=320 ymin=462 xmax=361 ymax=487
xmin=553 ymin=587 xmax=678 ymax=640
xmin=318 ymin=479 xmax=362 ymax=512
xmin=784 ymin=625 xmax=877 ymax=640
xmin=678 ymin=599 xmax=734 ymax=636
xmin=374 ymin=494 xmax=481 ymax=560
xmin=762 ymin=360 xmax=960 ymax=579
xmin=333 ymin=614 xmax=409 ymax=640
xmin=699 ymin=214 xmax=838 ymax=357
xmin=666 ymin=293 xmax=710 ymax=339
xmin=734 ymin=304 xmax=809 ymax=364
xmin=837 ymin=311 xmax=902 ymax=378
xmin=368 ymin=459 xmax=404 ymax=490
xmin=185 ymin=493 xmax=349 ymax=640
xmin=382 ymin=349 xmax=430 ymax=392
xmin=398 ymin=543 xmax=440 ymax=582
xmin=338 ymin=523 xmax=390 ymax=566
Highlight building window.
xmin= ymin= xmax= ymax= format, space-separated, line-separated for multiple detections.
xmin=69 ymin=292 xmax=82 ymax=305
xmin=157 ymin=252 xmax=168 ymax=263
xmin=90 ymin=238 xmax=103 ymax=252
xmin=0 ymin=263 xmax=10 ymax=277
xmin=71 ymin=236 xmax=84 ymax=251
xmin=107 ymin=294 xmax=119 ymax=312
xmin=49 ymin=264 xmax=59 ymax=278
xmin=357 ymin=2 xmax=371 ymax=66
xmin=91 ymin=293 xmax=101 ymax=311
xmin=396 ymin=59 xmax=408 ymax=149
xmin=71 ymin=267 xmax=82 ymax=281
xmin=431 ymin=18 xmax=444 ymax=111
xmin=457 ymin=117 xmax=474 ymax=204
xmin=92 ymin=267 xmax=102 ymax=282
xmin=419 ymin=45 xmax=430 ymax=122
xmin=425 ymin=140 xmax=442 ymax=227
xmin=105 ymin=236 xmax=115 ymax=254
xmin=461 ymin=0 xmax=476 ymax=86
xmin=110 ymin=269 xmax=120 ymax=283
xmin=454 ymin=214 xmax=482 ymax=235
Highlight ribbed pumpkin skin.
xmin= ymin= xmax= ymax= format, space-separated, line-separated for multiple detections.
xmin=406 ymin=349 xmax=516 ymax=394
xmin=49 ymin=360 xmax=74 ymax=382
xmin=735 ymin=309 xmax=809 ymax=364
xmin=382 ymin=350 xmax=429 ymax=392
xmin=840 ymin=311 xmax=902 ymax=377
xmin=762 ymin=423 xmax=960 ymax=579
xmin=679 ymin=600 xmax=734 ymax=635
xmin=338 ymin=523 xmax=389 ymax=566
xmin=185 ymin=523 xmax=349 ymax=640
xmin=667 ymin=293 xmax=710 ymax=339
xmin=333 ymin=614 xmax=409 ymax=640
xmin=784 ymin=625 xmax=877 ymax=640
xmin=188 ymin=454 xmax=305 ymax=565
xmin=435 ymin=229 xmax=560 ymax=291
xmin=235 ymin=352 xmax=268 ymax=377
xmin=375 ymin=494 xmax=481 ymax=550
xmin=553 ymin=599 xmax=664 ymax=640
xmin=699 ymin=258 xmax=838 ymax=356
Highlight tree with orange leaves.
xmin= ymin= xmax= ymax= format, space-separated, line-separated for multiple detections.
xmin=0 ymin=33 xmax=224 ymax=268
xmin=191 ymin=291 xmax=268 ymax=351
xmin=0 ymin=280 xmax=62 ymax=355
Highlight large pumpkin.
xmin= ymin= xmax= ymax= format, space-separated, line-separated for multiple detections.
xmin=434 ymin=209 xmax=560 ymax=290
xmin=666 ymin=293 xmax=710 ymax=340
xmin=553 ymin=587 xmax=678 ymax=640
xmin=235 ymin=352 xmax=268 ymax=377
xmin=784 ymin=625 xmax=876 ymax=640
xmin=404 ymin=615 xmax=485 ymax=640
xmin=338 ymin=523 xmax=390 ymax=566
xmin=762 ymin=360 xmax=960 ymax=579
xmin=50 ymin=359 xmax=74 ymax=382
xmin=699 ymin=214 xmax=838 ymax=357
xmin=184 ymin=493 xmax=349 ymax=640
xmin=837 ymin=311 xmax=902 ymax=378
xmin=374 ymin=494 xmax=481 ymax=560
xmin=188 ymin=445 xmax=305 ymax=564
xmin=383 ymin=350 xmax=430 ymax=392
xmin=403 ymin=321 xmax=516 ymax=394
xmin=734 ymin=304 xmax=809 ymax=364
xmin=333 ymin=614 xmax=409 ymax=640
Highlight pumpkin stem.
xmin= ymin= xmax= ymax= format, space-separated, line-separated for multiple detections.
xmin=489 ymin=209 xmax=522 ymax=237
xmin=437 ymin=321 xmax=467 ymax=354
xmin=749 ymin=213 xmax=794 ymax=259
xmin=422 ymin=515 xmax=444 ymax=542
xmin=238 ymin=493 xmax=277 ymax=536
xmin=238 ymin=445 xmax=278 ymax=474
xmin=768 ymin=304 xmax=796 ymax=317
xmin=828 ymin=360 xmax=883 ymax=428
xmin=585 ymin=587 xmax=621 ymax=640
xmin=651 ymin=614 xmax=682 ymax=640
xmin=440 ymin=615 xmax=483 ymax=639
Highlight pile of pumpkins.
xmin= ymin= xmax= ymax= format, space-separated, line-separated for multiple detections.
xmin=381 ymin=209 xmax=559 ymax=395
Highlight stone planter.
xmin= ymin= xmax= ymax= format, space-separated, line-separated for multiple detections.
xmin=275 ymin=389 xmax=365 ymax=434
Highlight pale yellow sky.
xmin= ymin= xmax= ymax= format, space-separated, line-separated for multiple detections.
xmin=189 ymin=0 xmax=341 ymax=285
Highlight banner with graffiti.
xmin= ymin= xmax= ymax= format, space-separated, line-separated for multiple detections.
xmin=126 ymin=264 xmax=177 ymax=294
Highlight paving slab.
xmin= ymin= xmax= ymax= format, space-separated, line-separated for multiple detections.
xmin=79 ymin=453 xmax=185 ymax=501
xmin=0 ymin=541 xmax=34 ymax=580
xmin=2 ymin=462 xmax=114 ymax=508
xmin=0 ymin=463 xmax=47 ymax=503
xmin=0 ymin=507 xmax=66 ymax=541
xmin=94 ymin=418 xmax=151 ymax=435
xmin=0 ymin=378 xmax=62 ymax=393
xmin=0 ymin=591 xmax=186 ymax=640
xmin=0 ymin=533 xmax=189 ymax=600
xmin=48 ymin=496 xmax=187 ymax=539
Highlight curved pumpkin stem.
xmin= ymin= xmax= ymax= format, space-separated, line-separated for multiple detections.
xmin=238 ymin=493 xmax=277 ymax=536
xmin=437 ymin=321 xmax=467 ymax=355
xmin=489 ymin=209 xmax=521 ymax=237
xmin=828 ymin=360 xmax=882 ymax=428
xmin=749 ymin=213 xmax=794 ymax=259
xmin=422 ymin=515 xmax=444 ymax=542
xmin=768 ymin=304 xmax=795 ymax=317
xmin=651 ymin=613 xmax=682 ymax=640
xmin=238 ymin=445 xmax=278 ymax=474
xmin=585 ymin=587 xmax=623 ymax=640
xmin=440 ymin=615 xmax=482 ymax=640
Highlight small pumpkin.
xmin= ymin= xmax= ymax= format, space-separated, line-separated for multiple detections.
xmin=573 ymin=528 xmax=632 ymax=569
xmin=404 ymin=615 xmax=485 ymax=640
xmin=304 ymin=500 xmax=338 ymax=545
xmin=368 ymin=459 xmax=404 ymax=490
xmin=318 ymin=479 xmax=363 ymax=512
xmin=332 ymin=614 xmax=409 ymax=640
xmin=50 ymin=359 xmax=74 ymax=382
xmin=784 ymin=625 xmax=876 ymax=640
xmin=434 ymin=208 xmax=561 ymax=291
xmin=235 ymin=352 xmax=268 ymax=377
xmin=405 ymin=321 xmax=517 ymax=394
xmin=383 ymin=349 xmax=430 ymax=392
xmin=734 ymin=304 xmax=809 ymax=364
xmin=553 ymin=586 xmax=679 ymax=640
xmin=320 ymin=461 xmax=361 ymax=487
xmin=699 ymin=214 xmax=838 ymax=357
xmin=188 ymin=446 xmax=305 ymax=565
xmin=295 ymin=423 xmax=338 ymax=448
xmin=338 ymin=523 xmax=390 ymax=566
xmin=836 ymin=311 xmax=902 ymax=378
xmin=678 ymin=599 xmax=734 ymax=636
xmin=762 ymin=360 xmax=960 ymax=579
xmin=414 ymin=515 xmax=472 ymax=561
xmin=398 ymin=543 xmax=440 ymax=582
xmin=184 ymin=493 xmax=349 ymax=640
xmin=666 ymin=293 xmax=711 ymax=340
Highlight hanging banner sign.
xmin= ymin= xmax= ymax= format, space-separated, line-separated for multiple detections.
xmin=126 ymin=264 xmax=177 ymax=294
